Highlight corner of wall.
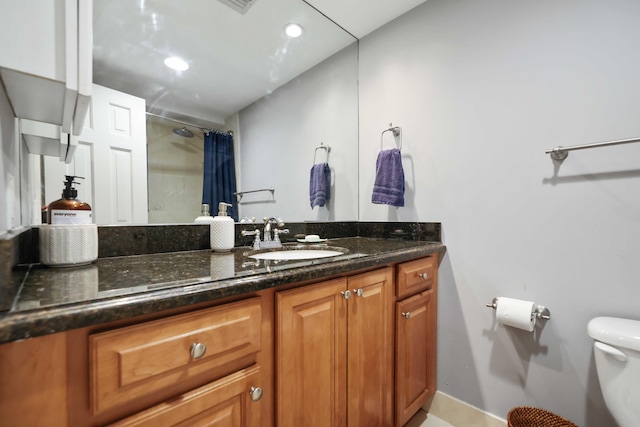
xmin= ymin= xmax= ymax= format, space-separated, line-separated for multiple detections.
xmin=0 ymin=81 xmax=19 ymax=234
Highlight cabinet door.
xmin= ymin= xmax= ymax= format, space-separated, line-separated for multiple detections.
xmin=276 ymin=279 xmax=348 ymax=427
xmin=395 ymin=290 xmax=436 ymax=427
xmin=347 ymin=267 xmax=394 ymax=427
xmin=110 ymin=365 xmax=262 ymax=427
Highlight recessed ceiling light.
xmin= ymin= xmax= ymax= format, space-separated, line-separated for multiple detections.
xmin=284 ymin=23 xmax=303 ymax=38
xmin=164 ymin=56 xmax=189 ymax=71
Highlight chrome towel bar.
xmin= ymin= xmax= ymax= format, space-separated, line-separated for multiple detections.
xmin=234 ymin=188 xmax=274 ymax=203
xmin=545 ymin=136 xmax=640 ymax=161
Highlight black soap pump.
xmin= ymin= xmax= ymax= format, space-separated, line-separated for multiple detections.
xmin=47 ymin=175 xmax=93 ymax=224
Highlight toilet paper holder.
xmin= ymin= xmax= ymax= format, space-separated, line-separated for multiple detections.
xmin=486 ymin=297 xmax=551 ymax=320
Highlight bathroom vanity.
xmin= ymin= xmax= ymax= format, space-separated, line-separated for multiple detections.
xmin=0 ymin=234 xmax=444 ymax=426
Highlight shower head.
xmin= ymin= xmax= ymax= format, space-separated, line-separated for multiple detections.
xmin=173 ymin=127 xmax=194 ymax=138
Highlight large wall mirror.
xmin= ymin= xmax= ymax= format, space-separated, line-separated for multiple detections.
xmin=26 ymin=0 xmax=358 ymax=226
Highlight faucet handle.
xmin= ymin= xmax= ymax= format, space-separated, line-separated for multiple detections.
xmin=241 ymin=229 xmax=261 ymax=250
xmin=273 ymin=228 xmax=289 ymax=244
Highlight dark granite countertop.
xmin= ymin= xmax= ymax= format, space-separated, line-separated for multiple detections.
xmin=0 ymin=237 xmax=445 ymax=343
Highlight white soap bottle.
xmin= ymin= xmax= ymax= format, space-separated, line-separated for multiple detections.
xmin=195 ymin=204 xmax=215 ymax=224
xmin=210 ymin=202 xmax=234 ymax=252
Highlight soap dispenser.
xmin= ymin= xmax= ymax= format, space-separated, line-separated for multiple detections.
xmin=40 ymin=175 xmax=98 ymax=267
xmin=210 ymin=202 xmax=234 ymax=252
xmin=47 ymin=175 xmax=92 ymax=224
xmin=194 ymin=204 xmax=215 ymax=224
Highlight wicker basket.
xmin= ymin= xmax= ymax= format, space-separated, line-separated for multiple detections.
xmin=507 ymin=406 xmax=578 ymax=427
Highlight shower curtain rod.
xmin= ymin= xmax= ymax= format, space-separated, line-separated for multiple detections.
xmin=145 ymin=112 xmax=233 ymax=135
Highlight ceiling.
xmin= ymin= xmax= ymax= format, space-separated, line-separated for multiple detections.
xmin=93 ymin=0 xmax=427 ymax=128
xmin=305 ymin=0 xmax=427 ymax=39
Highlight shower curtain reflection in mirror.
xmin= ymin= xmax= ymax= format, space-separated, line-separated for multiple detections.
xmin=203 ymin=131 xmax=238 ymax=221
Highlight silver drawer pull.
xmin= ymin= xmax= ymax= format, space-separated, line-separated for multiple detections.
xmin=250 ymin=386 xmax=263 ymax=401
xmin=353 ymin=288 xmax=363 ymax=297
xmin=190 ymin=342 xmax=207 ymax=360
xmin=418 ymin=272 xmax=429 ymax=280
xmin=401 ymin=312 xmax=411 ymax=319
xmin=341 ymin=290 xmax=352 ymax=300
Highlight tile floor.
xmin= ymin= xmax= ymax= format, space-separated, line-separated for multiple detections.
xmin=404 ymin=409 xmax=455 ymax=427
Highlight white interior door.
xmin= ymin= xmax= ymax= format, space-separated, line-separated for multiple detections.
xmin=45 ymin=84 xmax=148 ymax=224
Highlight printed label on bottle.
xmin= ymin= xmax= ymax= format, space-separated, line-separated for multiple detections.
xmin=50 ymin=210 xmax=93 ymax=225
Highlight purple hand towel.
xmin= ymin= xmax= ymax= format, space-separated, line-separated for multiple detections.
xmin=310 ymin=163 xmax=331 ymax=208
xmin=372 ymin=148 xmax=405 ymax=207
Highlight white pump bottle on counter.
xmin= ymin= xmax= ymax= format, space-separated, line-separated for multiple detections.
xmin=210 ymin=202 xmax=234 ymax=251
xmin=194 ymin=204 xmax=215 ymax=224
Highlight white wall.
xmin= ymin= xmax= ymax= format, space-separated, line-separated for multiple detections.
xmin=239 ymin=43 xmax=359 ymax=222
xmin=0 ymin=83 xmax=19 ymax=234
xmin=359 ymin=1 xmax=640 ymax=425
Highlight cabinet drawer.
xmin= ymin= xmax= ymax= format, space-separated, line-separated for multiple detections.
xmin=110 ymin=365 xmax=262 ymax=427
xmin=90 ymin=298 xmax=262 ymax=414
xmin=396 ymin=256 xmax=435 ymax=299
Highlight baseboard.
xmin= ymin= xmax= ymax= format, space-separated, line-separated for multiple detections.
xmin=425 ymin=391 xmax=507 ymax=427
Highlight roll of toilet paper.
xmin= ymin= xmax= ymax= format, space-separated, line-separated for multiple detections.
xmin=496 ymin=297 xmax=536 ymax=332
xmin=39 ymin=224 xmax=98 ymax=267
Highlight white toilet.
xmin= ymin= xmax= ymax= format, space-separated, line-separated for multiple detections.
xmin=587 ymin=316 xmax=640 ymax=427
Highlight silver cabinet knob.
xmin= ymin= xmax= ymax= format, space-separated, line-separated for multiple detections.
xmin=418 ymin=272 xmax=429 ymax=280
xmin=401 ymin=312 xmax=411 ymax=319
xmin=190 ymin=342 xmax=207 ymax=360
xmin=249 ymin=386 xmax=263 ymax=401
xmin=353 ymin=288 xmax=363 ymax=297
xmin=341 ymin=290 xmax=352 ymax=300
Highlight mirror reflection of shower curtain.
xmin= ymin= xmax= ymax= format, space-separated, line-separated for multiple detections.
xmin=202 ymin=131 xmax=238 ymax=221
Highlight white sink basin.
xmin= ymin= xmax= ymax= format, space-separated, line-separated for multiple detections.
xmin=248 ymin=248 xmax=346 ymax=261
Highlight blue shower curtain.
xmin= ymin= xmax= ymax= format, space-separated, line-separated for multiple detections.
xmin=202 ymin=131 xmax=238 ymax=221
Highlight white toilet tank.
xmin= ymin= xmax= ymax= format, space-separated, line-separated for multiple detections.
xmin=587 ymin=316 xmax=640 ymax=427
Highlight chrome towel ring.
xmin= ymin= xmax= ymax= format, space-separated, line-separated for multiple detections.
xmin=381 ymin=123 xmax=402 ymax=151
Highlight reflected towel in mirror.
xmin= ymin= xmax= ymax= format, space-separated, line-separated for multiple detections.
xmin=372 ymin=148 xmax=404 ymax=207
xmin=310 ymin=163 xmax=331 ymax=208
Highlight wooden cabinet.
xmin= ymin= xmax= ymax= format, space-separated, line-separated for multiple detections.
xmin=0 ymin=292 xmax=274 ymax=427
xmin=276 ymin=267 xmax=394 ymax=427
xmin=0 ymin=253 xmax=441 ymax=427
xmin=395 ymin=255 xmax=439 ymax=427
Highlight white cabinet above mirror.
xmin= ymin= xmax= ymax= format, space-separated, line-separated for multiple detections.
xmin=0 ymin=0 xmax=92 ymax=137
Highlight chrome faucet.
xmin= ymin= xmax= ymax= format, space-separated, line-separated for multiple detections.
xmin=262 ymin=217 xmax=284 ymax=242
xmin=241 ymin=217 xmax=288 ymax=250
